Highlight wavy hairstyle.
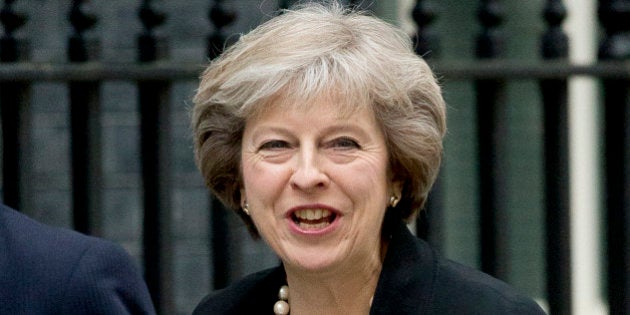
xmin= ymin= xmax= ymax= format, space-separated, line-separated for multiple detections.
xmin=192 ymin=1 xmax=446 ymax=237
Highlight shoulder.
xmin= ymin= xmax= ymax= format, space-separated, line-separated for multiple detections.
xmin=58 ymin=239 xmax=156 ymax=314
xmin=0 ymin=204 xmax=96 ymax=273
xmin=193 ymin=266 xmax=284 ymax=315
xmin=431 ymin=257 xmax=546 ymax=314
xmin=0 ymin=204 xmax=122 ymax=276
xmin=0 ymin=205 xmax=155 ymax=314
xmin=374 ymin=222 xmax=545 ymax=315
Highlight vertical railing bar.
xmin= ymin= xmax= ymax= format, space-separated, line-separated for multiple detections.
xmin=540 ymin=1 xmax=572 ymax=313
xmin=411 ymin=0 xmax=443 ymax=248
xmin=68 ymin=0 xmax=102 ymax=236
xmin=278 ymin=0 xmax=292 ymax=10
xmin=0 ymin=83 xmax=30 ymax=211
xmin=210 ymin=197 xmax=230 ymax=289
xmin=602 ymin=80 xmax=630 ymax=315
xmin=475 ymin=0 xmax=508 ymax=280
xmin=599 ymin=1 xmax=630 ymax=313
xmin=206 ymin=0 xmax=237 ymax=290
xmin=138 ymin=1 xmax=173 ymax=314
xmin=0 ymin=0 xmax=30 ymax=212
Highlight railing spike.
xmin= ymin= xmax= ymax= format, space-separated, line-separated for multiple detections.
xmin=207 ymin=0 xmax=236 ymax=59
xmin=138 ymin=0 xmax=167 ymax=62
xmin=542 ymin=0 xmax=568 ymax=58
xmin=1 ymin=0 xmax=28 ymax=61
xmin=68 ymin=0 xmax=98 ymax=62
xmin=1 ymin=0 xmax=26 ymax=34
xmin=278 ymin=0 xmax=292 ymax=10
xmin=139 ymin=0 xmax=165 ymax=33
xmin=476 ymin=0 xmax=504 ymax=59
xmin=69 ymin=0 xmax=97 ymax=35
xmin=412 ymin=0 xmax=439 ymax=58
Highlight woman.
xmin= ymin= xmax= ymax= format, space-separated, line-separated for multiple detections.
xmin=191 ymin=2 xmax=546 ymax=314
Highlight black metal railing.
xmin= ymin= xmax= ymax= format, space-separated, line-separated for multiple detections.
xmin=599 ymin=1 xmax=630 ymax=314
xmin=540 ymin=1 xmax=572 ymax=314
xmin=1 ymin=1 xmax=629 ymax=315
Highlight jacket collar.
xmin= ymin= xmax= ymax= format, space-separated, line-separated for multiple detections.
xmin=370 ymin=221 xmax=437 ymax=314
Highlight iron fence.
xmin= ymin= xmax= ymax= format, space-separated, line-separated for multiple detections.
xmin=0 ymin=1 xmax=628 ymax=314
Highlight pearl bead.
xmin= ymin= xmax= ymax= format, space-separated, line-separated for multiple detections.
xmin=278 ymin=285 xmax=289 ymax=300
xmin=273 ymin=300 xmax=290 ymax=315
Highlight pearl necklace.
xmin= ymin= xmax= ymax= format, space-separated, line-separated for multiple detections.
xmin=274 ymin=285 xmax=290 ymax=314
xmin=274 ymin=284 xmax=374 ymax=314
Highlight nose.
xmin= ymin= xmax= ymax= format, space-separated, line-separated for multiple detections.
xmin=289 ymin=147 xmax=329 ymax=192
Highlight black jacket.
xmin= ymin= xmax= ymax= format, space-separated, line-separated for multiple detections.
xmin=193 ymin=221 xmax=546 ymax=314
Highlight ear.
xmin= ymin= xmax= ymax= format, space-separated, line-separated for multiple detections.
xmin=390 ymin=180 xmax=403 ymax=199
xmin=239 ymin=187 xmax=247 ymax=207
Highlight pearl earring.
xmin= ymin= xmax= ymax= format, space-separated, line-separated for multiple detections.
xmin=389 ymin=195 xmax=399 ymax=208
xmin=242 ymin=203 xmax=250 ymax=216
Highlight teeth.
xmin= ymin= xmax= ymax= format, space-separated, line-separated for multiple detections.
xmin=294 ymin=209 xmax=331 ymax=221
xmin=299 ymin=221 xmax=329 ymax=229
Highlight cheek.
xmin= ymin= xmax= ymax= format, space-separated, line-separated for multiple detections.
xmin=334 ymin=161 xmax=389 ymax=203
xmin=242 ymin=161 xmax=291 ymax=202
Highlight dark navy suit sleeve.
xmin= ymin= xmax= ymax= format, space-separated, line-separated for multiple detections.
xmin=59 ymin=239 xmax=156 ymax=315
xmin=0 ymin=204 xmax=156 ymax=315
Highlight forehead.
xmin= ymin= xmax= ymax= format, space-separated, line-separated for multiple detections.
xmin=248 ymin=90 xmax=372 ymax=122
xmin=242 ymin=93 xmax=386 ymax=147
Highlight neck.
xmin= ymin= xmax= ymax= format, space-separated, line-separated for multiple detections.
xmin=283 ymin=240 xmax=388 ymax=315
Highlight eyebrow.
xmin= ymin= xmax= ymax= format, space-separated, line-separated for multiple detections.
xmin=320 ymin=124 xmax=371 ymax=139
xmin=250 ymin=123 xmax=372 ymax=141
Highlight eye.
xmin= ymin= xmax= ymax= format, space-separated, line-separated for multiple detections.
xmin=259 ymin=140 xmax=290 ymax=151
xmin=330 ymin=137 xmax=360 ymax=149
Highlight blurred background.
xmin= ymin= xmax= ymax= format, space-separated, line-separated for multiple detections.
xmin=1 ymin=0 xmax=627 ymax=314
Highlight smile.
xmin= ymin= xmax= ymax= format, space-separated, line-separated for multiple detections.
xmin=291 ymin=208 xmax=337 ymax=230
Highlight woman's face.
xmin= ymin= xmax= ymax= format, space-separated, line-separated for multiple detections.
xmin=240 ymin=95 xmax=399 ymax=272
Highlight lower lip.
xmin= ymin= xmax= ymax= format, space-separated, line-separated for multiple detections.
xmin=287 ymin=215 xmax=341 ymax=236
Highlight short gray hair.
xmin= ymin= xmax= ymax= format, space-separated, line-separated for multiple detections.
xmin=192 ymin=1 xmax=446 ymax=236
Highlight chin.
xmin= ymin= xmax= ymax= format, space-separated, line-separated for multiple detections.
xmin=283 ymin=251 xmax=341 ymax=273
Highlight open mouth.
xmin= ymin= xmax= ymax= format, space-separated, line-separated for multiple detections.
xmin=291 ymin=208 xmax=337 ymax=230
